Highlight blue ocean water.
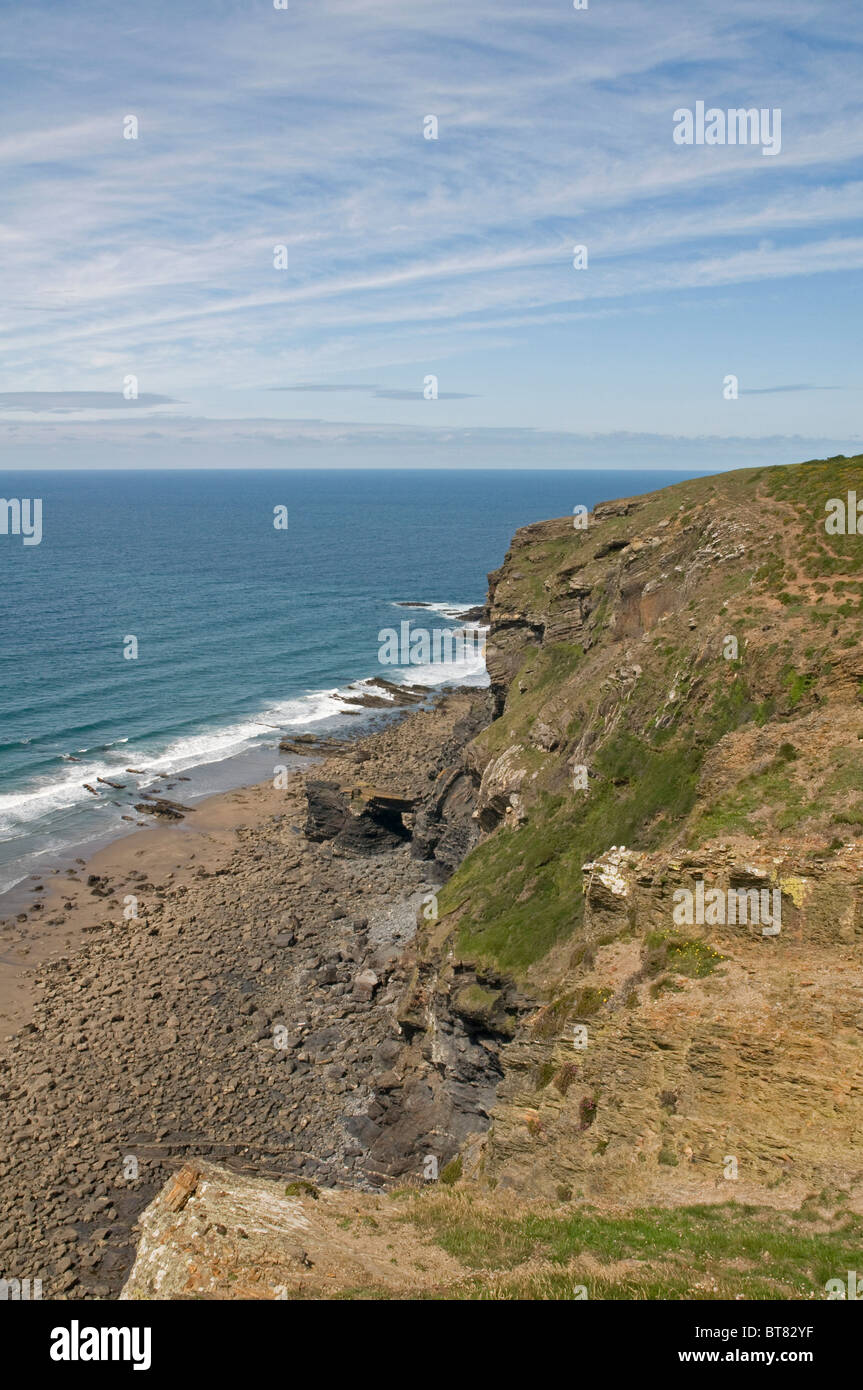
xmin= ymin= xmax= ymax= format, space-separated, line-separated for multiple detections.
xmin=0 ymin=468 xmax=706 ymax=893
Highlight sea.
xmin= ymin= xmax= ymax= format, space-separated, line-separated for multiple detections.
xmin=0 ymin=467 xmax=707 ymax=900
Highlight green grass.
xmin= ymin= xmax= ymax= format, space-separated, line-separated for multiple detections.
xmin=393 ymin=1194 xmax=863 ymax=1300
xmin=442 ymin=673 xmax=762 ymax=973
xmin=643 ymin=929 xmax=725 ymax=979
xmin=434 ymin=455 xmax=863 ymax=977
xmin=766 ymin=454 xmax=863 ymax=577
xmin=689 ymin=739 xmax=863 ymax=844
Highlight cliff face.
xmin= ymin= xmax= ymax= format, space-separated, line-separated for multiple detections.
xmin=399 ymin=455 xmax=863 ymax=1206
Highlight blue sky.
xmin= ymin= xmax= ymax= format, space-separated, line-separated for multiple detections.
xmin=0 ymin=0 xmax=861 ymax=469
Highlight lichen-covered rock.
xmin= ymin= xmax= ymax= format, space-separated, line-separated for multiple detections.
xmin=121 ymin=1162 xmax=463 ymax=1300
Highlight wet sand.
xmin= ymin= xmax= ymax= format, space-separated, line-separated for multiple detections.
xmin=0 ymin=772 xmax=304 ymax=1039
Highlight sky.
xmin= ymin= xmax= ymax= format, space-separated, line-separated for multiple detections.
xmin=0 ymin=0 xmax=861 ymax=470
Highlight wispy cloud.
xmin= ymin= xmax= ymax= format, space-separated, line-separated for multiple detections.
xmin=270 ymin=384 xmax=478 ymax=399
xmin=269 ymin=384 xmax=383 ymax=393
xmin=0 ymin=391 xmax=180 ymax=412
xmin=0 ymin=0 xmax=860 ymax=457
xmin=740 ymin=384 xmax=845 ymax=395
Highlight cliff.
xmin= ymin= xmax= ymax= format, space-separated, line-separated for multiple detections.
xmin=121 ymin=454 xmax=863 ymax=1297
xmin=397 ymin=454 xmax=863 ymax=1205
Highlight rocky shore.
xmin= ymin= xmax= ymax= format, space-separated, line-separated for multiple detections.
xmin=0 ymin=687 xmax=491 ymax=1299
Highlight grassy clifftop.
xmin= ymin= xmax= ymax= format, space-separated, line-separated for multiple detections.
xmin=437 ymin=455 xmax=863 ymax=973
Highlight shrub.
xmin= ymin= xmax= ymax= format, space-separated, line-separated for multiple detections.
xmin=440 ymin=1156 xmax=463 ymax=1186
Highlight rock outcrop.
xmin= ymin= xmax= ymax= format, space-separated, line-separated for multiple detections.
xmin=121 ymin=1161 xmax=466 ymax=1300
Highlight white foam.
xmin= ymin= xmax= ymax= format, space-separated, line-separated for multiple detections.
xmin=391 ymin=599 xmax=480 ymax=621
xmin=0 ymin=757 xmax=131 ymax=837
xmin=0 ymin=686 xmax=361 ymax=840
xmin=394 ymin=648 xmax=489 ymax=689
xmin=0 ymin=607 xmax=489 ymax=844
xmin=259 ymin=688 xmax=352 ymax=728
xmin=378 ymin=629 xmax=489 ymax=690
xmin=0 ymin=834 xmax=74 ymax=895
